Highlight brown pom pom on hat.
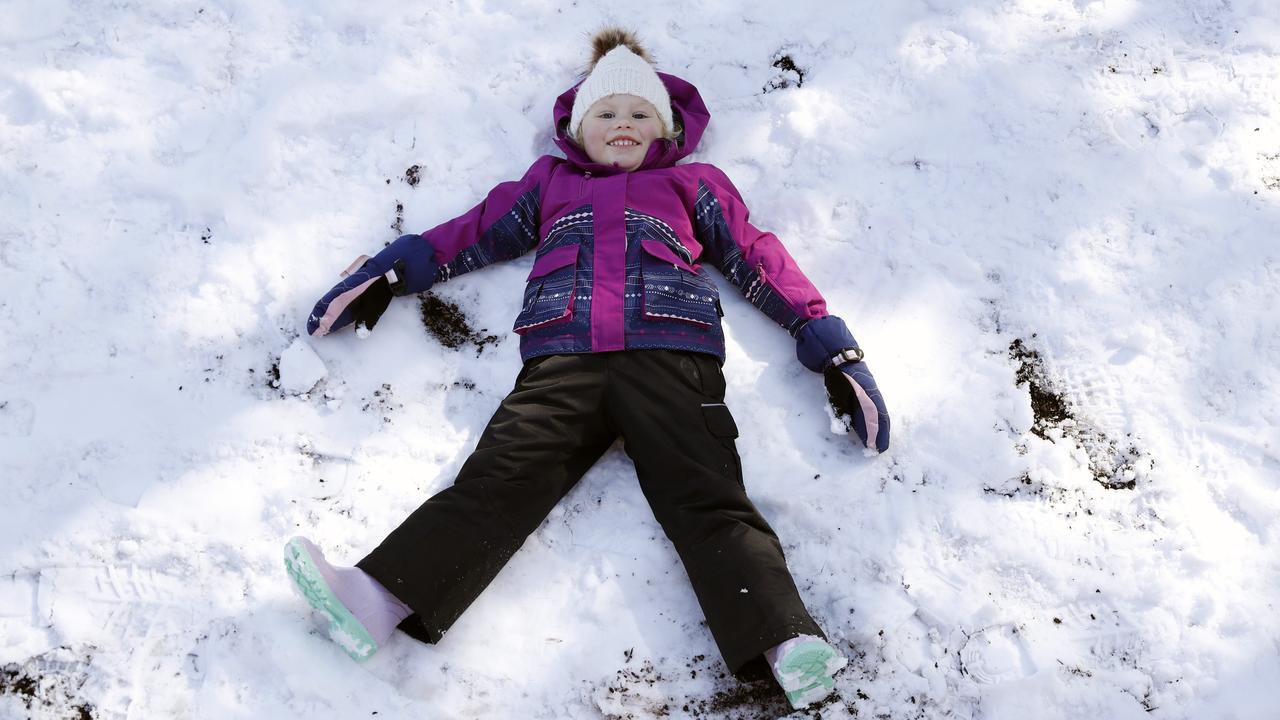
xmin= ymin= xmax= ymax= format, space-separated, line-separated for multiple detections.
xmin=587 ymin=27 xmax=652 ymax=66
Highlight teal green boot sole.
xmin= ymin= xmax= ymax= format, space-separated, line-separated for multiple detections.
xmin=776 ymin=639 xmax=847 ymax=708
xmin=284 ymin=537 xmax=378 ymax=662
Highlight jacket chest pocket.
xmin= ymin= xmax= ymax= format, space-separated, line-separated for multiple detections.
xmin=513 ymin=245 xmax=579 ymax=334
xmin=639 ymin=239 xmax=720 ymax=328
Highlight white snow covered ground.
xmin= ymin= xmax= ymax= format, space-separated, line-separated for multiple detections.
xmin=2 ymin=0 xmax=1279 ymax=718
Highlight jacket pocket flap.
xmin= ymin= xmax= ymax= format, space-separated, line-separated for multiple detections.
xmin=527 ymin=245 xmax=579 ymax=280
xmin=640 ymin=239 xmax=697 ymax=273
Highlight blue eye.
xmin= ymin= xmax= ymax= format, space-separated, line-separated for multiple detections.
xmin=632 ymin=113 xmax=649 ymax=119
xmin=599 ymin=112 xmax=614 ymax=119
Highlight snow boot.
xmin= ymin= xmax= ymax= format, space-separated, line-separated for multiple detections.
xmin=283 ymin=536 xmax=411 ymax=662
xmin=766 ymin=635 xmax=848 ymax=709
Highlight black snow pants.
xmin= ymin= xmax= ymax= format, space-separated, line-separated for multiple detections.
xmin=357 ymin=350 xmax=824 ymax=677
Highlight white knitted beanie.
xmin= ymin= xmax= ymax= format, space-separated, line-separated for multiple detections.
xmin=569 ymin=46 xmax=673 ymax=138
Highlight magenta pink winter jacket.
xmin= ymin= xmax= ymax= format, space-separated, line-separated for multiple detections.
xmin=419 ymin=72 xmax=829 ymax=363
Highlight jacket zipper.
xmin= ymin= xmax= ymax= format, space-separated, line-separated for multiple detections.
xmin=756 ymin=261 xmax=801 ymax=309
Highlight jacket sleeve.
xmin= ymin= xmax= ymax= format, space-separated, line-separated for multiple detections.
xmin=426 ymin=156 xmax=554 ymax=283
xmin=693 ymin=165 xmax=828 ymax=336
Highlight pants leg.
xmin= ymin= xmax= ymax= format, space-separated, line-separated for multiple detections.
xmin=357 ymin=354 xmax=616 ymax=643
xmin=606 ymin=350 xmax=825 ymax=677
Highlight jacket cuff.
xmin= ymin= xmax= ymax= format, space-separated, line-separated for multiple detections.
xmin=795 ymin=315 xmax=860 ymax=373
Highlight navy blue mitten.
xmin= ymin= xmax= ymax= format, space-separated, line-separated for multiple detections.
xmin=307 ymin=234 xmax=439 ymax=337
xmin=796 ymin=315 xmax=891 ymax=453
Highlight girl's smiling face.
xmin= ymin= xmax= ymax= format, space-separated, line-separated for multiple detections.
xmin=579 ymin=94 xmax=666 ymax=171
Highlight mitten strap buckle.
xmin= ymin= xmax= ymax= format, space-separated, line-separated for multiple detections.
xmin=385 ymin=259 xmax=408 ymax=295
xmin=829 ymin=347 xmax=864 ymax=367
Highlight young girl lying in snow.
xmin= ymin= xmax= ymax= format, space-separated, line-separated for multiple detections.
xmin=284 ymin=28 xmax=890 ymax=710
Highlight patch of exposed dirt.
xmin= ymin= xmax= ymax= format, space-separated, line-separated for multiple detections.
xmin=1008 ymin=336 xmax=1150 ymax=489
xmin=1 ymin=648 xmax=96 ymax=720
xmin=361 ymin=382 xmax=402 ymax=424
xmin=419 ymin=294 xmax=501 ymax=355
xmin=596 ymin=652 xmax=843 ymax=720
xmin=390 ymin=201 xmax=404 ymax=234
xmin=763 ymin=52 xmax=805 ymax=93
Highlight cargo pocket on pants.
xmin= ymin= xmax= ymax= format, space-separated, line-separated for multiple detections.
xmin=701 ymin=402 xmax=744 ymax=488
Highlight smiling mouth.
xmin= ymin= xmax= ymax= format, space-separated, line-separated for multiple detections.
xmin=607 ymin=138 xmax=640 ymax=148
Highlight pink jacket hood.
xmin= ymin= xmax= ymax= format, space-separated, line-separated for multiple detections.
xmin=552 ymin=71 xmax=711 ymax=175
